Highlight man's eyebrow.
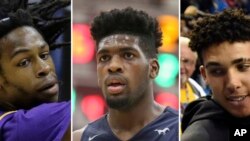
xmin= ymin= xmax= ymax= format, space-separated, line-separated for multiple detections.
xmin=11 ymin=48 xmax=30 ymax=59
xmin=97 ymin=46 xmax=138 ymax=55
xmin=40 ymin=44 xmax=49 ymax=49
xmin=96 ymin=48 xmax=109 ymax=55
xmin=119 ymin=47 xmax=138 ymax=53
xmin=11 ymin=43 xmax=47 ymax=59
xmin=205 ymin=62 xmax=222 ymax=68
xmin=231 ymin=58 xmax=250 ymax=64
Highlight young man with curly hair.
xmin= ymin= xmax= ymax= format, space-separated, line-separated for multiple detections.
xmin=182 ymin=9 xmax=250 ymax=141
xmin=74 ymin=7 xmax=178 ymax=141
xmin=0 ymin=0 xmax=71 ymax=140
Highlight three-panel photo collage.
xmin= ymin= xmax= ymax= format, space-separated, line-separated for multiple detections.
xmin=0 ymin=0 xmax=250 ymax=141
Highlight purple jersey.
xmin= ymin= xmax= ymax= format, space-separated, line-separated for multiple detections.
xmin=0 ymin=102 xmax=70 ymax=141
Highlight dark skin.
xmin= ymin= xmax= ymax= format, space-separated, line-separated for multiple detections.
xmin=74 ymin=34 xmax=164 ymax=141
xmin=0 ymin=26 xmax=59 ymax=110
xmin=0 ymin=26 xmax=71 ymax=140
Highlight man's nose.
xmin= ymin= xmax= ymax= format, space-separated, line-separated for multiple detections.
xmin=226 ymin=69 xmax=242 ymax=92
xmin=108 ymin=56 xmax=123 ymax=73
xmin=36 ymin=59 xmax=51 ymax=78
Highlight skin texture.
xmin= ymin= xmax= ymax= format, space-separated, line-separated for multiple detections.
xmin=0 ymin=26 xmax=59 ymax=110
xmin=73 ymin=34 xmax=164 ymax=141
xmin=93 ymin=33 xmax=163 ymax=140
xmin=180 ymin=37 xmax=197 ymax=88
xmin=200 ymin=41 xmax=250 ymax=118
xmin=97 ymin=34 xmax=151 ymax=110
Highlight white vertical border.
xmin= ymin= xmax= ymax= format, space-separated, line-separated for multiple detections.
xmin=178 ymin=0 xmax=181 ymax=141
xmin=71 ymin=0 xmax=73 ymax=140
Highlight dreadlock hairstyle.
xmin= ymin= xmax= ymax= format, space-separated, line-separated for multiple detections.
xmin=90 ymin=7 xmax=162 ymax=58
xmin=0 ymin=0 xmax=70 ymax=50
xmin=189 ymin=9 xmax=250 ymax=64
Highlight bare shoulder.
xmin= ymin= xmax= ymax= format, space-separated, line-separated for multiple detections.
xmin=73 ymin=125 xmax=88 ymax=141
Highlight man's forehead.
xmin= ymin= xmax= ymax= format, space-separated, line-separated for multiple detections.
xmin=102 ymin=34 xmax=138 ymax=40
xmin=0 ymin=26 xmax=46 ymax=54
xmin=5 ymin=26 xmax=42 ymax=43
xmin=181 ymin=47 xmax=197 ymax=59
xmin=98 ymin=34 xmax=141 ymax=50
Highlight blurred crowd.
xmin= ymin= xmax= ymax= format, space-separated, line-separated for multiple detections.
xmin=181 ymin=0 xmax=250 ymax=37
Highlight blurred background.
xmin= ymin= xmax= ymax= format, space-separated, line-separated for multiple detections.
xmin=73 ymin=0 xmax=179 ymax=130
xmin=181 ymin=0 xmax=250 ymax=38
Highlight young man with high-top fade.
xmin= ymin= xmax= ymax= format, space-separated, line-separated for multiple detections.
xmin=74 ymin=7 xmax=178 ymax=141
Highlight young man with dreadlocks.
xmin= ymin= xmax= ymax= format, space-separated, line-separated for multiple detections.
xmin=74 ymin=7 xmax=178 ymax=141
xmin=0 ymin=0 xmax=71 ymax=140
xmin=181 ymin=9 xmax=250 ymax=141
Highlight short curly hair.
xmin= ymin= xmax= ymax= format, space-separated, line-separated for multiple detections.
xmin=90 ymin=7 xmax=162 ymax=58
xmin=189 ymin=9 xmax=250 ymax=63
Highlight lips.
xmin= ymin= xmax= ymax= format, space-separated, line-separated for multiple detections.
xmin=226 ymin=95 xmax=248 ymax=102
xmin=105 ymin=76 xmax=127 ymax=95
xmin=37 ymin=79 xmax=59 ymax=96
xmin=225 ymin=94 xmax=249 ymax=108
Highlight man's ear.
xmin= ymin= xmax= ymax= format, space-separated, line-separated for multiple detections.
xmin=199 ymin=65 xmax=208 ymax=84
xmin=149 ymin=59 xmax=159 ymax=79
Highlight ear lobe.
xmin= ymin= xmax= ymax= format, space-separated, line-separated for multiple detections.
xmin=149 ymin=59 xmax=159 ymax=79
xmin=199 ymin=65 xmax=208 ymax=84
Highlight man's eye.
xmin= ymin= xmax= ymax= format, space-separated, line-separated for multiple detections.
xmin=17 ymin=59 xmax=30 ymax=67
xmin=237 ymin=64 xmax=250 ymax=71
xmin=208 ymin=68 xmax=226 ymax=76
xmin=99 ymin=55 xmax=110 ymax=62
xmin=124 ymin=53 xmax=134 ymax=60
xmin=40 ymin=53 xmax=50 ymax=60
xmin=181 ymin=58 xmax=194 ymax=66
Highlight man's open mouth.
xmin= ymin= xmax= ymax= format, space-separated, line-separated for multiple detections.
xmin=106 ymin=78 xmax=126 ymax=95
xmin=226 ymin=95 xmax=248 ymax=102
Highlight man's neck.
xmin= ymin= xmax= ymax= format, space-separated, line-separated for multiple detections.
xmin=107 ymin=97 xmax=165 ymax=140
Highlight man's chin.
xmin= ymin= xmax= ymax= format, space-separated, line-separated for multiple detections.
xmin=106 ymin=97 xmax=132 ymax=110
xmin=229 ymin=110 xmax=250 ymax=118
xmin=40 ymin=94 xmax=59 ymax=103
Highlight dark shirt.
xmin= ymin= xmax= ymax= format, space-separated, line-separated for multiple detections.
xmin=182 ymin=96 xmax=250 ymax=141
xmin=82 ymin=107 xmax=178 ymax=141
